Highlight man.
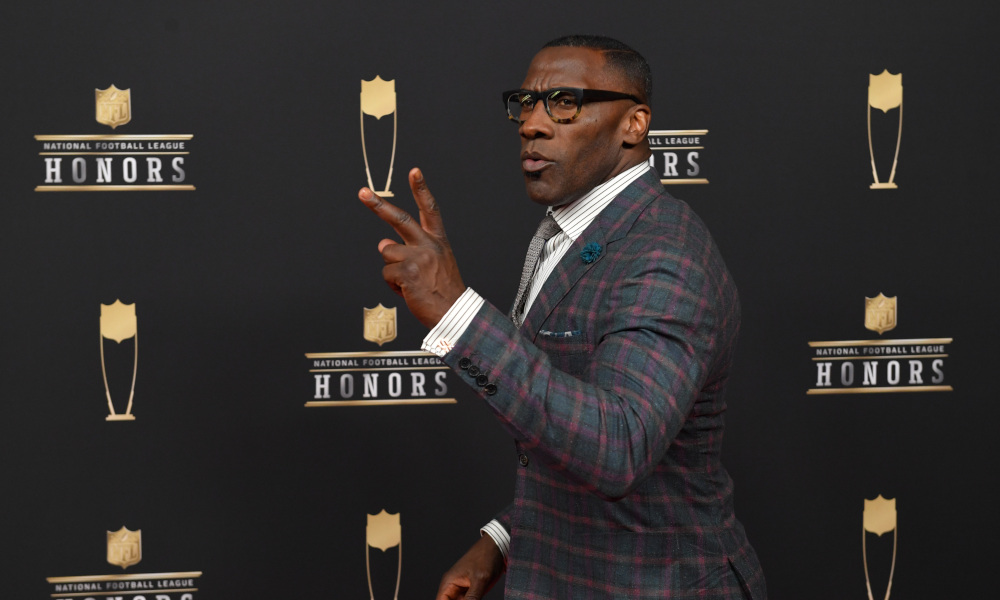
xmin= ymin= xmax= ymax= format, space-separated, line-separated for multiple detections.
xmin=359 ymin=35 xmax=765 ymax=599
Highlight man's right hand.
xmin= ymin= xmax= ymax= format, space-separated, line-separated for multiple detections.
xmin=435 ymin=534 xmax=505 ymax=600
xmin=357 ymin=168 xmax=467 ymax=330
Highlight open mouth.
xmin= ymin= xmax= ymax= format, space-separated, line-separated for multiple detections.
xmin=522 ymin=157 xmax=552 ymax=173
xmin=522 ymin=150 xmax=553 ymax=175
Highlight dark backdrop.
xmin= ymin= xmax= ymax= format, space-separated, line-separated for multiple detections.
xmin=1 ymin=1 xmax=997 ymax=597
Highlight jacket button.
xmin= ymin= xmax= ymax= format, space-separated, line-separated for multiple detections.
xmin=467 ymin=365 xmax=481 ymax=377
xmin=458 ymin=357 xmax=471 ymax=370
xmin=476 ymin=374 xmax=489 ymax=387
xmin=484 ymin=383 xmax=498 ymax=396
xmin=518 ymin=454 xmax=529 ymax=467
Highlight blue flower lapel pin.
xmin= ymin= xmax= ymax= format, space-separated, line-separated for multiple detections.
xmin=580 ymin=242 xmax=602 ymax=264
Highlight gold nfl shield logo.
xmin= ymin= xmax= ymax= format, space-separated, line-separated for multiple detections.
xmin=863 ymin=495 xmax=897 ymax=536
xmin=366 ymin=509 xmax=401 ymax=552
xmin=106 ymin=527 xmax=142 ymax=569
xmin=865 ymin=293 xmax=897 ymax=335
xmin=364 ymin=304 xmax=397 ymax=346
xmin=360 ymin=76 xmax=396 ymax=120
xmin=95 ymin=85 xmax=131 ymax=129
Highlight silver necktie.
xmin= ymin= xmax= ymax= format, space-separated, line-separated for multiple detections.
xmin=511 ymin=214 xmax=561 ymax=326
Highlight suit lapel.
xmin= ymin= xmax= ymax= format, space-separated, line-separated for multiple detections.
xmin=520 ymin=170 xmax=665 ymax=337
xmin=521 ymin=225 xmax=608 ymax=336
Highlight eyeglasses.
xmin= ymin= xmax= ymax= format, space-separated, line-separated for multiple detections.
xmin=502 ymin=87 xmax=642 ymax=124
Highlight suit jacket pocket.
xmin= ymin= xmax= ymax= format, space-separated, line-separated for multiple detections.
xmin=534 ymin=330 xmax=593 ymax=376
xmin=557 ymin=529 xmax=741 ymax=598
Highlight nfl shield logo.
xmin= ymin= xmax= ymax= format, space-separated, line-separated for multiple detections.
xmin=96 ymin=85 xmax=131 ymax=129
xmin=360 ymin=76 xmax=396 ymax=120
xmin=364 ymin=304 xmax=397 ymax=346
xmin=101 ymin=300 xmax=137 ymax=343
xmin=107 ymin=527 xmax=142 ymax=569
xmin=863 ymin=495 xmax=897 ymax=536
xmin=868 ymin=70 xmax=902 ymax=113
xmin=367 ymin=509 xmax=401 ymax=551
xmin=865 ymin=293 xmax=897 ymax=335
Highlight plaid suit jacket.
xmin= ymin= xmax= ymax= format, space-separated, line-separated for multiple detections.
xmin=445 ymin=170 xmax=766 ymax=599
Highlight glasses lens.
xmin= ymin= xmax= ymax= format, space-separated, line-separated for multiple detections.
xmin=506 ymin=92 xmax=534 ymax=123
xmin=546 ymin=90 xmax=580 ymax=121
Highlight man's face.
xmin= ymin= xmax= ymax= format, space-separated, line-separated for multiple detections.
xmin=517 ymin=47 xmax=635 ymax=207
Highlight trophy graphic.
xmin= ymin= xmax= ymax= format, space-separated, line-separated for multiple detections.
xmin=100 ymin=300 xmax=137 ymax=421
xmin=366 ymin=510 xmax=401 ymax=600
xmin=867 ymin=70 xmax=903 ymax=189
xmin=862 ymin=495 xmax=897 ymax=600
xmin=361 ymin=76 xmax=397 ymax=197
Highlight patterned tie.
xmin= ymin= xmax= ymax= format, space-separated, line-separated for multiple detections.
xmin=511 ymin=214 xmax=561 ymax=327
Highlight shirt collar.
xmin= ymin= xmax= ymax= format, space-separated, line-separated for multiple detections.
xmin=549 ymin=162 xmax=650 ymax=242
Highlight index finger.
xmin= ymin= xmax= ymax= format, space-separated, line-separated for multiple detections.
xmin=358 ymin=187 xmax=426 ymax=246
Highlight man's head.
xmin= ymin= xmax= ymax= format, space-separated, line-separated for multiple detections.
xmin=544 ymin=35 xmax=652 ymax=105
xmin=512 ymin=35 xmax=653 ymax=207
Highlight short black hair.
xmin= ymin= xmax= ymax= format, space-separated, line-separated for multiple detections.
xmin=543 ymin=35 xmax=652 ymax=104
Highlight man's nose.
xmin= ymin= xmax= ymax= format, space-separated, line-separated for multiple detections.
xmin=519 ymin=104 xmax=554 ymax=140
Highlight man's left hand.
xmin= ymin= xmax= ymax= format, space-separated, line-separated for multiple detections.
xmin=358 ymin=168 xmax=466 ymax=329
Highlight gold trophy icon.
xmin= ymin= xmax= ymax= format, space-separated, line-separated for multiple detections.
xmin=361 ymin=76 xmax=397 ymax=197
xmin=366 ymin=510 xmax=401 ymax=600
xmin=862 ymin=495 xmax=897 ymax=600
xmin=867 ymin=70 xmax=903 ymax=189
xmin=100 ymin=300 xmax=137 ymax=421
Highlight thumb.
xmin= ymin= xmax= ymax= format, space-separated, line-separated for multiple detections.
xmin=377 ymin=238 xmax=400 ymax=254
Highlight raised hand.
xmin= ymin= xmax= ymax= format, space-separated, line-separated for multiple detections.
xmin=436 ymin=535 xmax=505 ymax=600
xmin=358 ymin=168 xmax=467 ymax=329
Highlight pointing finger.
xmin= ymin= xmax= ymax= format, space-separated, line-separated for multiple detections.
xmin=359 ymin=187 xmax=427 ymax=246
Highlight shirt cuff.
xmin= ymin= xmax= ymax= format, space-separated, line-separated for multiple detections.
xmin=421 ymin=288 xmax=484 ymax=357
xmin=480 ymin=519 xmax=510 ymax=565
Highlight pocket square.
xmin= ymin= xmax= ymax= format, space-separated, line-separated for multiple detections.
xmin=538 ymin=329 xmax=583 ymax=338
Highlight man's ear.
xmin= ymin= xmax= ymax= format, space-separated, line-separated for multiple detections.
xmin=622 ymin=104 xmax=651 ymax=145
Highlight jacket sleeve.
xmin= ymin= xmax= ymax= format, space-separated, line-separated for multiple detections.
xmin=444 ymin=228 xmax=738 ymax=501
xmin=493 ymin=502 xmax=513 ymax=531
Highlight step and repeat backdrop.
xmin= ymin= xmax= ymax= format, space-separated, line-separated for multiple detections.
xmin=1 ymin=1 xmax=997 ymax=598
